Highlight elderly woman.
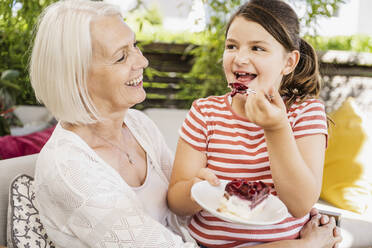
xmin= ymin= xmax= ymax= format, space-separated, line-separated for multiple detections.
xmin=30 ymin=0 xmax=340 ymax=247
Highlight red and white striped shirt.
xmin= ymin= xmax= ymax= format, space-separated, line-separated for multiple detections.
xmin=179 ymin=94 xmax=328 ymax=248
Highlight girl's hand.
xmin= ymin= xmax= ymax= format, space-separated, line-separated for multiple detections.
xmin=301 ymin=212 xmax=342 ymax=248
xmin=244 ymin=87 xmax=288 ymax=131
xmin=191 ymin=167 xmax=220 ymax=187
xmin=309 ymin=208 xmax=342 ymax=248
xmin=190 ymin=168 xmax=220 ymax=205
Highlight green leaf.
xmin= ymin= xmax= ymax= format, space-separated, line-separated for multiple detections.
xmin=1 ymin=69 xmax=20 ymax=81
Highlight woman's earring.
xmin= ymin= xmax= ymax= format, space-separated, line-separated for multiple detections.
xmin=292 ymin=88 xmax=299 ymax=95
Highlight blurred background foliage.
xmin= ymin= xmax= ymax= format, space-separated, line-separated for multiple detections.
xmin=0 ymin=0 xmax=58 ymax=135
xmin=0 ymin=0 xmax=369 ymax=112
xmin=0 ymin=0 xmax=57 ymax=106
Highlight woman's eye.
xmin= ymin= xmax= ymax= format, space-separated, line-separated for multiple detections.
xmin=117 ymin=54 xmax=126 ymax=63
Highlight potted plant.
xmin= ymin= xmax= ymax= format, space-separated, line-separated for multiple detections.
xmin=0 ymin=69 xmax=22 ymax=136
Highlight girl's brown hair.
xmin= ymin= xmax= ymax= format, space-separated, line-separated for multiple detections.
xmin=226 ymin=0 xmax=321 ymax=109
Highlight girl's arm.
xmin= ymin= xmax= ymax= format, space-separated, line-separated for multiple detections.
xmin=265 ymin=127 xmax=325 ymax=217
xmin=167 ymin=138 xmax=220 ymax=216
xmin=245 ymin=90 xmax=326 ymax=217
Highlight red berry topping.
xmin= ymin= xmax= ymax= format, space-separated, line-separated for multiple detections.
xmin=229 ymin=83 xmax=248 ymax=97
xmin=225 ymin=179 xmax=272 ymax=209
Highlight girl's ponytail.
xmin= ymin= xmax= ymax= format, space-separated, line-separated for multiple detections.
xmin=280 ymin=38 xmax=322 ymax=109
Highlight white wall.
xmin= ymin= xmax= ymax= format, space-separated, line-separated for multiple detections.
xmin=106 ymin=0 xmax=371 ymax=36
xmin=316 ymin=0 xmax=360 ymax=36
xmin=104 ymin=0 xmax=205 ymax=32
xmin=357 ymin=0 xmax=372 ymax=35
xmin=294 ymin=0 xmax=372 ymax=36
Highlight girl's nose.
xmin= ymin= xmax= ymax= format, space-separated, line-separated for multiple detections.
xmin=234 ymin=50 xmax=250 ymax=65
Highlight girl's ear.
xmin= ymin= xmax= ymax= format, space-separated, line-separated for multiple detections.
xmin=283 ymin=50 xmax=300 ymax=75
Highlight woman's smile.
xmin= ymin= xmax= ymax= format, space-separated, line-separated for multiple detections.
xmin=125 ymin=75 xmax=143 ymax=87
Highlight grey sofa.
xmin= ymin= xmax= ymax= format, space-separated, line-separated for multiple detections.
xmin=0 ymin=154 xmax=37 ymax=246
xmin=0 ymin=109 xmax=371 ymax=247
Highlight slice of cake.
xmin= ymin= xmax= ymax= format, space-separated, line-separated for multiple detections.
xmin=229 ymin=83 xmax=256 ymax=97
xmin=217 ymin=179 xmax=271 ymax=220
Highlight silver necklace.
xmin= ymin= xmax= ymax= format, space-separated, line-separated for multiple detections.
xmin=92 ymin=129 xmax=135 ymax=166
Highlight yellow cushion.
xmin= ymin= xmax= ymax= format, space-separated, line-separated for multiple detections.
xmin=321 ymin=97 xmax=372 ymax=214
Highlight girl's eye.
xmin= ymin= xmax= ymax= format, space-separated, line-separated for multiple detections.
xmin=252 ymin=46 xmax=264 ymax=51
xmin=226 ymin=44 xmax=236 ymax=50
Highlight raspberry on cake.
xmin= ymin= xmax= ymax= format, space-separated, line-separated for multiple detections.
xmin=217 ymin=179 xmax=272 ymax=220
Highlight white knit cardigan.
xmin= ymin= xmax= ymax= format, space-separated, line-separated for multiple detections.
xmin=34 ymin=109 xmax=196 ymax=248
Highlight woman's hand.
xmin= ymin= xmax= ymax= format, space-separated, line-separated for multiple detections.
xmin=301 ymin=209 xmax=342 ymax=248
xmin=244 ymin=87 xmax=288 ymax=131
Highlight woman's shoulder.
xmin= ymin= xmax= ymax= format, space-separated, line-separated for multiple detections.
xmin=35 ymin=123 xmax=103 ymax=183
xmin=38 ymin=123 xmax=92 ymax=160
xmin=35 ymin=127 xmax=125 ymax=199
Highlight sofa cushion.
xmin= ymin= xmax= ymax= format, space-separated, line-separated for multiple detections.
xmin=0 ymin=154 xmax=37 ymax=246
xmin=0 ymin=125 xmax=55 ymax=160
xmin=321 ymin=97 xmax=372 ymax=214
xmin=7 ymin=174 xmax=55 ymax=248
xmin=143 ymin=108 xmax=188 ymax=152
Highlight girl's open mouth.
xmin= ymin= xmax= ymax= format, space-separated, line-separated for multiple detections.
xmin=234 ymin=72 xmax=257 ymax=83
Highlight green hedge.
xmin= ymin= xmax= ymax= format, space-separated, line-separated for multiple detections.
xmin=0 ymin=0 xmax=58 ymax=106
xmin=1 ymin=0 xmax=369 ymax=107
xmin=306 ymin=35 xmax=372 ymax=53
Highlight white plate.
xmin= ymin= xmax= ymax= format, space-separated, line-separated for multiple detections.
xmin=191 ymin=180 xmax=289 ymax=225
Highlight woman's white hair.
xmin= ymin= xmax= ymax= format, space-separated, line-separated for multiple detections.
xmin=30 ymin=0 xmax=121 ymax=124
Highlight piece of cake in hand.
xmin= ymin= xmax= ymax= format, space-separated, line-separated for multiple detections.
xmin=228 ymin=83 xmax=256 ymax=97
xmin=217 ymin=179 xmax=272 ymax=220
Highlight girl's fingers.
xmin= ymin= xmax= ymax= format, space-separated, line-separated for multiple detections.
xmin=325 ymin=217 xmax=336 ymax=229
xmin=256 ymin=91 xmax=271 ymax=112
xmin=265 ymin=86 xmax=275 ymax=102
xmin=309 ymin=213 xmax=321 ymax=227
xmin=269 ymin=87 xmax=286 ymax=109
xmin=333 ymin=226 xmax=340 ymax=237
xmin=245 ymin=93 xmax=256 ymax=118
xmin=333 ymin=226 xmax=342 ymax=247
xmin=320 ymin=214 xmax=329 ymax=225
xmin=310 ymin=208 xmax=319 ymax=217
xmin=197 ymin=168 xmax=220 ymax=186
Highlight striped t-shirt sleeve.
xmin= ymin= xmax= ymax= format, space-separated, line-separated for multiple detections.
xmin=291 ymin=99 xmax=328 ymax=139
xmin=179 ymin=100 xmax=208 ymax=152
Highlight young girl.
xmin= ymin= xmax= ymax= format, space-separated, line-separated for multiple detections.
xmin=168 ymin=0 xmax=330 ymax=247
